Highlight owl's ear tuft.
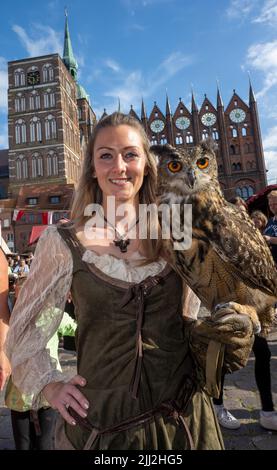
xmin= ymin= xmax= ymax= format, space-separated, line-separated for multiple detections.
xmin=199 ymin=137 xmax=218 ymax=154
xmin=150 ymin=144 xmax=177 ymax=165
xmin=150 ymin=143 xmax=174 ymax=155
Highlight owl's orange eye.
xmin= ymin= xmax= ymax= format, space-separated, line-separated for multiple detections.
xmin=168 ymin=161 xmax=182 ymax=173
xmin=196 ymin=157 xmax=209 ymax=170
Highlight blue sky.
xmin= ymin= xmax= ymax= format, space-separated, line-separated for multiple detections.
xmin=1 ymin=0 xmax=277 ymax=185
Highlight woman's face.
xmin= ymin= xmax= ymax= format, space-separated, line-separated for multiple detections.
xmin=251 ymin=216 xmax=263 ymax=230
xmin=268 ymin=197 xmax=277 ymax=216
xmin=93 ymin=125 xmax=148 ymax=206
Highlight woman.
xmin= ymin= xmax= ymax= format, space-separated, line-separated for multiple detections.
xmin=0 ymin=246 xmax=10 ymax=391
xmin=6 ymin=113 xmax=254 ymax=450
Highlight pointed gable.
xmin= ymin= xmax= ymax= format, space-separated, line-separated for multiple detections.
xmin=148 ymin=102 xmax=165 ymax=121
xmin=199 ymin=95 xmax=217 ymax=115
xmin=129 ymin=105 xmax=140 ymax=121
xmin=225 ymin=91 xmax=249 ymax=114
xmin=172 ymin=99 xmax=192 ymax=134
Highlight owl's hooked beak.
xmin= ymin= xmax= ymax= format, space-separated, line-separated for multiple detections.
xmin=186 ymin=169 xmax=196 ymax=189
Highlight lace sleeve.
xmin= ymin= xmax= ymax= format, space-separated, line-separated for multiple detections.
xmin=5 ymin=225 xmax=73 ymax=409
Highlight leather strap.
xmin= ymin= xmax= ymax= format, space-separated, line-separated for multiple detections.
xmin=69 ymin=400 xmax=195 ymax=450
xmin=205 ymin=340 xmax=225 ymax=398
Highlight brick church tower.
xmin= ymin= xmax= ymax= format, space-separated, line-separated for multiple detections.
xmin=6 ymin=14 xmax=96 ymax=252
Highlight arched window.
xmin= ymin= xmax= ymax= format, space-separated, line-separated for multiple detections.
xmin=248 ymin=185 xmax=254 ymax=197
xmin=31 ymin=153 xmax=43 ymax=177
xmin=42 ymin=64 xmax=54 ymax=82
xmin=29 ymin=91 xmax=40 ymax=110
xmin=44 ymin=89 xmax=55 ymax=108
xmin=175 ymin=135 xmax=183 ymax=145
xmin=50 ymin=92 xmax=55 ymax=107
xmin=37 ymin=155 xmax=43 ymax=176
xmin=151 ymin=138 xmax=158 ymax=145
xmin=15 ymin=93 xmax=26 ymax=112
xmin=232 ymin=128 xmax=238 ymax=138
xmin=202 ymin=131 xmax=208 ymax=140
xmin=78 ymin=107 xmax=82 ymax=119
xmin=45 ymin=115 xmax=57 ymax=140
xmin=30 ymin=117 xmax=42 ymax=142
xmin=212 ymin=130 xmax=219 ymax=140
xmin=15 ymin=119 xmax=26 ymax=144
xmin=16 ymin=156 xmax=23 ymax=179
xmin=22 ymin=158 xmax=28 ymax=178
xmin=218 ymin=164 xmax=223 ymax=173
xmin=236 ymin=185 xmax=254 ymax=199
xmin=242 ymin=127 xmax=247 ymax=137
xmin=47 ymin=151 xmax=58 ymax=176
xmin=242 ymin=186 xmax=248 ymax=199
xmin=160 ymin=137 xmax=167 ymax=144
xmin=14 ymin=69 xmax=25 ymax=86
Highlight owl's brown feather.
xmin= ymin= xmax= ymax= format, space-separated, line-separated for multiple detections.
xmin=152 ymin=140 xmax=277 ymax=335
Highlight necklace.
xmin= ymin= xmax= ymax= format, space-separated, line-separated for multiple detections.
xmin=103 ymin=215 xmax=139 ymax=253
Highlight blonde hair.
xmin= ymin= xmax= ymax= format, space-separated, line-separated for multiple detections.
xmin=250 ymin=210 xmax=268 ymax=231
xmin=71 ymin=112 xmax=162 ymax=262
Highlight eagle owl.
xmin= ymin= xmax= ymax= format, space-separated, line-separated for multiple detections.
xmin=151 ymin=139 xmax=277 ymax=335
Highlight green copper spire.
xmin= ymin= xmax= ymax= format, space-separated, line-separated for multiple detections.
xmin=63 ymin=11 xmax=78 ymax=80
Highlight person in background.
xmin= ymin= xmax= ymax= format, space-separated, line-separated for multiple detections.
xmin=5 ymin=310 xmax=77 ymax=450
xmin=250 ymin=210 xmax=268 ymax=233
xmin=13 ymin=259 xmax=29 ymax=278
xmin=264 ymin=190 xmax=277 ymax=265
xmin=0 ymin=246 xmax=10 ymax=391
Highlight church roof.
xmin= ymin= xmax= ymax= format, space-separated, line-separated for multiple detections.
xmin=76 ymin=83 xmax=89 ymax=101
xmin=63 ymin=14 xmax=78 ymax=79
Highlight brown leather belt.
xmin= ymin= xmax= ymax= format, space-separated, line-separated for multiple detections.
xmin=68 ymin=401 xmax=195 ymax=450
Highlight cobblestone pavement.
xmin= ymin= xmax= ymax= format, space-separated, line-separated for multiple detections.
xmin=1 ymin=318 xmax=276 ymax=450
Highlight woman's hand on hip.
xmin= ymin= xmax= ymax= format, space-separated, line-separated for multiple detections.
xmin=42 ymin=374 xmax=89 ymax=425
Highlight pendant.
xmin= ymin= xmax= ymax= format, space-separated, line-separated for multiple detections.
xmin=114 ymin=238 xmax=130 ymax=253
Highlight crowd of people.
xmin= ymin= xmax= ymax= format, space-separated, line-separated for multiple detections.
xmin=0 ymin=112 xmax=276 ymax=451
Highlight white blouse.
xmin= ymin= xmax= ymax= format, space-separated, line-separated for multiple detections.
xmin=5 ymin=225 xmax=200 ymax=409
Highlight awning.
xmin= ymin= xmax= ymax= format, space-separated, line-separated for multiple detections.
xmin=28 ymin=225 xmax=48 ymax=245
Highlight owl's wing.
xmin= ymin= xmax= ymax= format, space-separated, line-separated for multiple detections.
xmin=207 ymin=203 xmax=277 ymax=296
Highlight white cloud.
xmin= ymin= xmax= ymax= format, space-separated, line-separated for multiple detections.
xmin=102 ymin=51 xmax=193 ymax=115
xmin=12 ymin=23 xmax=63 ymax=57
xmin=245 ymin=40 xmax=277 ymax=185
xmin=253 ymin=0 xmax=277 ymax=26
xmin=104 ymin=59 xmax=121 ymax=73
xmin=0 ymin=57 xmax=8 ymax=112
xmin=246 ymin=40 xmax=277 ymax=97
xmin=226 ymin=0 xmax=257 ymax=19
